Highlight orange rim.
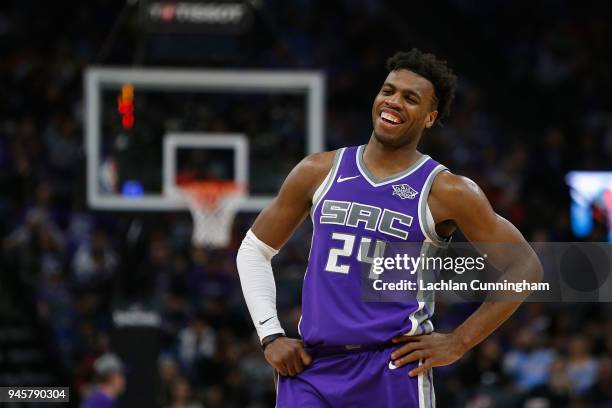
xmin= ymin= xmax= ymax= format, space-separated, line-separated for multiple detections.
xmin=177 ymin=181 xmax=245 ymax=208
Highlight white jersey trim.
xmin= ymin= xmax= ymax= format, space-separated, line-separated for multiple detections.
xmin=311 ymin=148 xmax=345 ymax=217
xmin=356 ymin=144 xmax=431 ymax=187
xmin=418 ymin=164 xmax=450 ymax=248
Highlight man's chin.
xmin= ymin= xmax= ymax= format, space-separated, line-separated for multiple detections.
xmin=373 ymin=130 xmax=404 ymax=147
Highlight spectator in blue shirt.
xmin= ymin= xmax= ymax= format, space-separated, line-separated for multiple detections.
xmin=503 ymin=329 xmax=556 ymax=391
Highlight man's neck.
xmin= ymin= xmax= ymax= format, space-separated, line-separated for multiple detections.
xmin=363 ymin=134 xmax=422 ymax=179
xmin=98 ymin=383 xmax=117 ymax=399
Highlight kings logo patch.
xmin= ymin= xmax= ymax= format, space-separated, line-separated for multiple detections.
xmin=392 ymin=184 xmax=419 ymax=200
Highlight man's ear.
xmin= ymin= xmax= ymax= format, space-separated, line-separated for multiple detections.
xmin=425 ymin=110 xmax=438 ymax=128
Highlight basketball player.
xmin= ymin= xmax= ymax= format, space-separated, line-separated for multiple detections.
xmin=237 ymin=49 xmax=541 ymax=407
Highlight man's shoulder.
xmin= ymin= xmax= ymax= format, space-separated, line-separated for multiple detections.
xmin=301 ymin=144 xmax=362 ymax=171
xmin=430 ymin=171 xmax=481 ymax=200
xmin=298 ymin=149 xmax=339 ymax=178
xmin=429 ymin=170 xmax=488 ymax=220
xmin=280 ymin=150 xmax=340 ymax=200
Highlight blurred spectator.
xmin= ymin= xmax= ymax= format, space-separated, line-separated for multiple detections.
xmin=586 ymin=357 xmax=612 ymax=406
xmin=177 ymin=313 xmax=217 ymax=376
xmin=37 ymin=267 xmax=75 ymax=359
xmin=204 ymin=385 xmax=224 ymax=408
xmin=159 ymin=355 xmax=180 ymax=406
xmin=72 ymin=229 xmax=118 ymax=287
xmin=239 ymin=338 xmax=275 ymax=403
xmin=166 ymin=376 xmax=203 ymax=408
xmin=565 ymin=335 xmax=599 ymax=396
xmin=4 ymin=203 xmax=65 ymax=290
xmin=81 ymin=353 xmax=126 ymax=408
xmin=520 ymin=357 xmax=571 ymax=407
xmin=43 ymin=114 xmax=81 ymax=172
xmin=223 ymin=368 xmax=250 ymax=408
xmin=462 ymin=337 xmax=507 ymax=393
xmin=503 ymin=329 xmax=556 ymax=391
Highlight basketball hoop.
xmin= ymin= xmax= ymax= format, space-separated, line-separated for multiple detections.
xmin=177 ymin=181 xmax=245 ymax=248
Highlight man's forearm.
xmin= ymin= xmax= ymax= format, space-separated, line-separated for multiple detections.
xmin=452 ymin=300 xmax=520 ymax=352
xmin=236 ymin=230 xmax=285 ymax=341
xmin=453 ymin=251 xmax=542 ymax=352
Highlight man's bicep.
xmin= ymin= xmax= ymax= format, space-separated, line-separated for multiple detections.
xmin=251 ymin=195 xmax=310 ymax=250
xmin=250 ymin=159 xmax=321 ymax=249
xmin=450 ymin=177 xmax=532 ymax=271
xmin=452 ymin=178 xmax=523 ymax=243
xmin=250 ymin=151 xmax=335 ymax=249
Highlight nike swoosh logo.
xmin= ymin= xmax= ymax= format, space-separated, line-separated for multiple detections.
xmin=388 ymin=361 xmax=398 ymax=370
xmin=337 ymin=175 xmax=360 ymax=183
xmin=258 ymin=316 xmax=275 ymax=325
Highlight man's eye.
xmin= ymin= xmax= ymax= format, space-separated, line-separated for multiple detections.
xmin=381 ymin=89 xmax=393 ymax=95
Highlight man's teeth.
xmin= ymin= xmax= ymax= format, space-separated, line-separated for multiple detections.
xmin=381 ymin=111 xmax=401 ymax=124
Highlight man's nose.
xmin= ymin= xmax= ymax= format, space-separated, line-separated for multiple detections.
xmin=385 ymin=93 xmax=402 ymax=108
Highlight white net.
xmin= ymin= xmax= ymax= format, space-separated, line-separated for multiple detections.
xmin=178 ymin=182 xmax=245 ymax=248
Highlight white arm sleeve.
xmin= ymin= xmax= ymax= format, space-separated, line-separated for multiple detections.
xmin=236 ymin=229 xmax=285 ymax=341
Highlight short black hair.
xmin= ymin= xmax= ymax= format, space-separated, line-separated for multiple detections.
xmin=386 ymin=49 xmax=457 ymax=123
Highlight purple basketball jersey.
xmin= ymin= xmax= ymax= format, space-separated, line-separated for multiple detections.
xmin=299 ymin=145 xmax=448 ymax=346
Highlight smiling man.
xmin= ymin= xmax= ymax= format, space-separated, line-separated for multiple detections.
xmin=237 ymin=49 xmax=541 ymax=407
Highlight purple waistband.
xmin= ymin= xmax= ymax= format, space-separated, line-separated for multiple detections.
xmin=304 ymin=341 xmax=396 ymax=358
